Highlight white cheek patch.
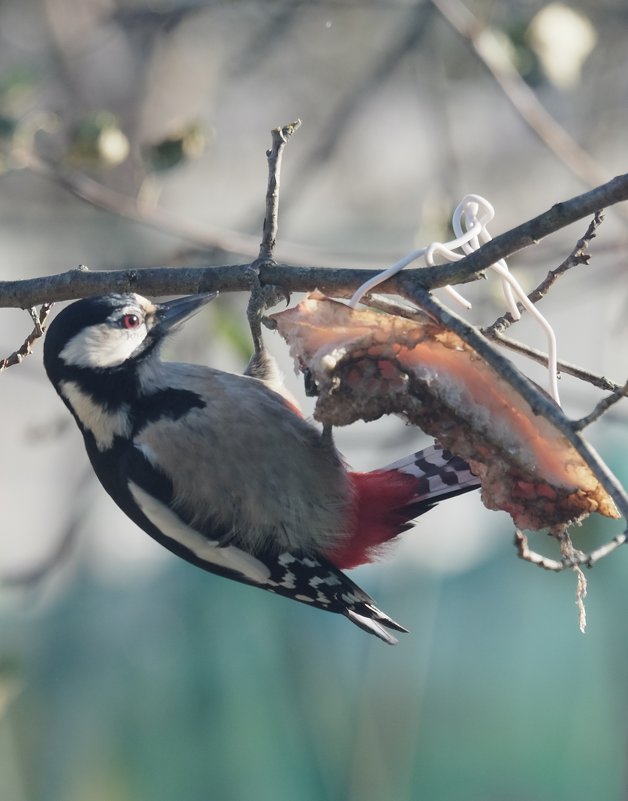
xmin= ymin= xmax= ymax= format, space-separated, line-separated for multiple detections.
xmin=59 ymin=322 xmax=147 ymax=369
xmin=128 ymin=482 xmax=272 ymax=585
xmin=60 ymin=381 xmax=131 ymax=451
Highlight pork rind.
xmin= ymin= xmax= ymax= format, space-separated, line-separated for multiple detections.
xmin=271 ymin=292 xmax=619 ymax=531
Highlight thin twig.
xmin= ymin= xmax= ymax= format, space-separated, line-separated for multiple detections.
xmin=0 ymin=303 xmax=53 ymax=372
xmin=573 ymin=382 xmax=628 ymax=430
xmin=515 ymin=530 xmax=563 ymax=571
xmin=487 ymin=332 xmax=622 ymax=393
xmin=515 ymin=528 xmax=627 ymax=571
xmin=259 ymin=120 xmax=301 ymax=262
xmin=484 ymin=212 xmax=604 ymax=337
xmin=248 ymin=121 xmax=301 ymax=354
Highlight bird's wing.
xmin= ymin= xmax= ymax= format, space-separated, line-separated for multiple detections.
xmin=116 ymin=443 xmax=406 ymax=643
xmin=132 ymin=367 xmax=351 ymax=555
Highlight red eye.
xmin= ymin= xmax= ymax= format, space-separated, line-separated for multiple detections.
xmin=122 ymin=313 xmax=141 ymax=330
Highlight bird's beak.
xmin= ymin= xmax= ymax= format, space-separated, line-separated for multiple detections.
xmin=153 ymin=293 xmax=218 ymax=336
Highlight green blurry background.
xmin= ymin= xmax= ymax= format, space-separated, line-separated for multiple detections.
xmin=1 ymin=2 xmax=627 ymax=800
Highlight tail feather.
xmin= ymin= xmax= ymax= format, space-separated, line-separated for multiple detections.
xmin=345 ymin=607 xmax=408 ymax=645
xmin=381 ymin=443 xmax=480 ymax=504
xmin=329 ymin=443 xmax=480 ymax=569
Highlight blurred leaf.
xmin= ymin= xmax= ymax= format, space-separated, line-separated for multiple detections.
xmin=66 ymin=111 xmax=130 ymax=168
xmin=142 ymin=123 xmax=206 ymax=173
xmin=527 ymin=3 xmax=598 ymax=89
xmin=503 ymin=19 xmax=544 ymax=85
xmin=0 ymin=115 xmax=17 ymax=140
xmin=0 ymin=656 xmax=23 ymax=718
xmin=0 ymin=67 xmax=39 ymax=101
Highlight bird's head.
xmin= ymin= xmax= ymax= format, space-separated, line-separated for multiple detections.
xmin=43 ymin=292 xmax=216 ymax=380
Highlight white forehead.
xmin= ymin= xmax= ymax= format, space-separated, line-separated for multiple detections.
xmin=59 ymin=296 xmax=156 ymax=369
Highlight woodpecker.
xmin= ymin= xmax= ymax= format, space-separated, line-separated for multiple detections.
xmin=43 ymin=292 xmax=480 ymax=643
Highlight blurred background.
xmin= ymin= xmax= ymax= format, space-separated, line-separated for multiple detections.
xmin=1 ymin=1 xmax=627 ymax=799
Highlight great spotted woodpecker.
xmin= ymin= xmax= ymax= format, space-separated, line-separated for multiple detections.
xmin=43 ymin=292 xmax=480 ymax=643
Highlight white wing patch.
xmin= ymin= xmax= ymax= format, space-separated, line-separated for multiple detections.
xmin=60 ymin=380 xmax=131 ymax=451
xmin=128 ymin=481 xmax=272 ymax=585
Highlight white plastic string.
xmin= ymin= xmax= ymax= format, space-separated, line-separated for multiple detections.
xmin=349 ymin=194 xmax=561 ymax=405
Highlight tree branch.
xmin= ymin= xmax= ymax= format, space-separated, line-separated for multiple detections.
xmin=2 ymin=173 xmax=627 ymax=309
